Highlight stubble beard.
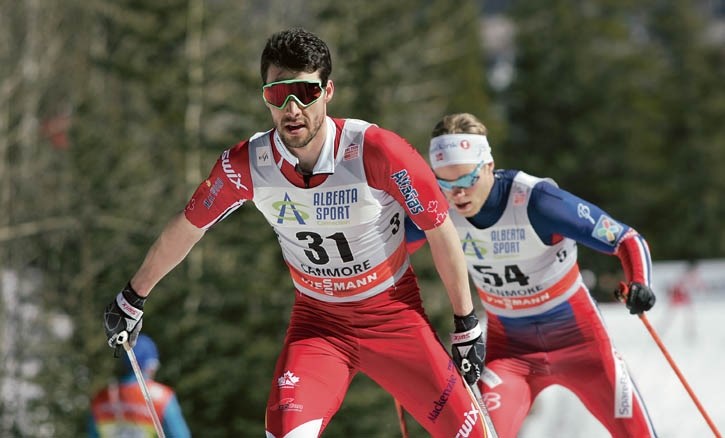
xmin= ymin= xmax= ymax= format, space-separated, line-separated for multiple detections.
xmin=280 ymin=116 xmax=324 ymax=150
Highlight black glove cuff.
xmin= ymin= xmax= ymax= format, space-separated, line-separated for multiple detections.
xmin=453 ymin=310 xmax=478 ymax=332
xmin=121 ymin=282 xmax=146 ymax=308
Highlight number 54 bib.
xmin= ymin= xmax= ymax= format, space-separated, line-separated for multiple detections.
xmin=452 ymin=171 xmax=582 ymax=317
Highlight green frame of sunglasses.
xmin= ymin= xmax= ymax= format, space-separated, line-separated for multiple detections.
xmin=261 ymin=79 xmax=324 ymax=109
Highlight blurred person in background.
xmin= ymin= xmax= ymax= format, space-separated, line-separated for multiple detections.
xmin=101 ymin=28 xmax=488 ymax=437
xmin=660 ymin=260 xmax=703 ymax=338
xmin=88 ymin=333 xmax=190 ymax=437
xmin=406 ymin=112 xmax=658 ymax=437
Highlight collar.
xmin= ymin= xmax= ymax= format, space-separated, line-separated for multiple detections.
xmin=272 ymin=117 xmax=337 ymax=175
xmin=468 ymin=171 xmax=507 ymax=229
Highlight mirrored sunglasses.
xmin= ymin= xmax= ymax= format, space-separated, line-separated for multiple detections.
xmin=436 ymin=161 xmax=486 ymax=191
xmin=262 ymin=79 xmax=323 ymax=109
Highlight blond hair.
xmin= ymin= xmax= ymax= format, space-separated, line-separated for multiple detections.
xmin=431 ymin=113 xmax=488 ymax=137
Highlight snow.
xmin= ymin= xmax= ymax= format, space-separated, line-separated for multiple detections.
xmin=519 ymin=274 xmax=725 ymax=437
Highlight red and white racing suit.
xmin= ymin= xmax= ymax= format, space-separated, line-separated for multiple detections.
xmin=185 ymin=117 xmax=487 ymax=438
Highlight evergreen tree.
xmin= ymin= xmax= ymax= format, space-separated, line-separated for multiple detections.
xmin=500 ymin=0 xmax=724 ymax=298
xmin=314 ymin=0 xmax=495 ymax=151
xmin=0 ymin=0 xmax=100 ymax=435
xmin=68 ymin=1 xmax=295 ymax=435
xmin=646 ymin=0 xmax=725 ymax=259
xmin=0 ymin=0 xmax=494 ymax=435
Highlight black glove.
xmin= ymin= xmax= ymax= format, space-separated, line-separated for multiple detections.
xmin=450 ymin=310 xmax=486 ymax=386
xmin=104 ymin=282 xmax=146 ymax=354
xmin=615 ymin=281 xmax=656 ymax=315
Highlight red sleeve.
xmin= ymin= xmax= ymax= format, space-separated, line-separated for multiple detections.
xmin=363 ymin=126 xmax=448 ymax=230
xmin=184 ymin=140 xmax=253 ymax=229
xmin=614 ymin=228 xmax=653 ymax=286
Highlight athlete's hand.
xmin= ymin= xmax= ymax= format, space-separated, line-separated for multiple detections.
xmin=450 ymin=311 xmax=486 ymax=385
xmin=615 ymin=281 xmax=656 ymax=314
xmin=103 ymin=282 xmax=146 ymax=355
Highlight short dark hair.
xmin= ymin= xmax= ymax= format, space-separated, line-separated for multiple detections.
xmin=260 ymin=28 xmax=332 ymax=86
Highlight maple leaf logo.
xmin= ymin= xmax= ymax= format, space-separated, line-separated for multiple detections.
xmin=277 ymin=370 xmax=300 ymax=388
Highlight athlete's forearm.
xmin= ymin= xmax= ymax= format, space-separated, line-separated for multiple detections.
xmin=130 ymin=212 xmax=205 ymax=296
xmin=615 ymin=229 xmax=652 ymax=286
xmin=425 ymin=216 xmax=474 ymax=316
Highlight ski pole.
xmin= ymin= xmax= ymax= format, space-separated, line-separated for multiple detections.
xmin=396 ymin=381 xmax=498 ymax=438
xmin=468 ymin=381 xmax=499 ymax=438
xmin=638 ymin=312 xmax=721 ymax=437
xmin=393 ymin=398 xmax=409 ymax=438
xmin=616 ymin=283 xmax=722 ymax=438
xmin=117 ymin=332 xmax=166 ymax=438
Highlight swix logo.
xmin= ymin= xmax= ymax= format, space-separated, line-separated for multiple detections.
xmin=462 ymin=232 xmax=487 ymax=260
xmin=272 ymin=193 xmax=310 ymax=224
xmin=117 ymin=295 xmax=142 ymax=320
xmin=221 ymin=149 xmax=248 ymax=190
xmin=277 ymin=371 xmax=300 ymax=388
xmin=455 ymin=402 xmax=480 ymax=438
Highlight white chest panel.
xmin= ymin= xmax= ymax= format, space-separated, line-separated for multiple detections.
xmin=452 ymin=172 xmax=582 ymax=317
xmin=249 ymin=120 xmax=408 ymax=302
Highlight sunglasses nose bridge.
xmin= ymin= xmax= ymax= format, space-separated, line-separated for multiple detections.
xmin=282 ymin=95 xmax=305 ymax=112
